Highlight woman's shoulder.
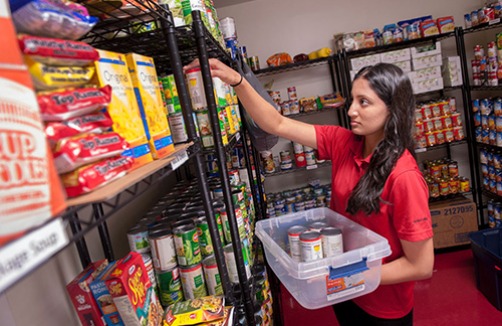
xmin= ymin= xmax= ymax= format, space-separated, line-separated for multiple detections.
xmin=391 ymin=149 xmax=422 ymax=178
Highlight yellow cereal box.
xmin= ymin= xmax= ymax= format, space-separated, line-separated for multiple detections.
xmin=93 ymin=50 xmax=153 ymax=170
xmin=126 ymin=53 xmax=174 ymax=159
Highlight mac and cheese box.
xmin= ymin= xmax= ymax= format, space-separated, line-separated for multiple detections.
xmin=0 ymin=0 xmax=66 ymax=245
xmin=126 ymin=53 xmax=174 ymax=159
xmin=90 ymin=261 xmax=124 ymax=326
xmin=93 ymin=50 xmax=153 ymax=170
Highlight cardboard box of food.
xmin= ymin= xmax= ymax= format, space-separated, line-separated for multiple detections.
xmin=350 ymin=53 xmax=381 ymax=71
xmin=411 ymin=41 xmax=442 ymax=59
xmin=412 ymin=54 xmax=443 ymax=70
xmin=380 ymin=48 xmax=411 ymax=64
xmin=429 ymin=196 xmax=478 ymax=249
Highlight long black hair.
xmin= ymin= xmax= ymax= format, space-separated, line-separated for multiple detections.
xmin=346 ymin=63 xmax=416 ymax=216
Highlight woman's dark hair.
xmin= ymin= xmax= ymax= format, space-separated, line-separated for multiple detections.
xmin=346 ymin=63 xmax=416 ymax=216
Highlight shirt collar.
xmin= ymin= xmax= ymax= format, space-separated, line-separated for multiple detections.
xmin=351 ymin=136 xmax=372 ymax=169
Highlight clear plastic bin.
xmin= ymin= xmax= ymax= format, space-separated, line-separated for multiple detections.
xmin=255 ymin=207 xmax=391 ymax=309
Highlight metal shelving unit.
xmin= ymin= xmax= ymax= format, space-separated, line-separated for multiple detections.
xmin=254 ymin=56 xmax=331 ymax=77
xmin=265 ymin=160 xmax=332 ymax=177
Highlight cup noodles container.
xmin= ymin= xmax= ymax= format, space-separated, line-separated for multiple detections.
xmin=126 ymin=53 xmax=175 ymax=159
xmin=105 ymin=252 xmax=164 ymax=326
xmin=0 ymin=2 xmax=66 ymax=245
xmin=66 ymin=260 xmax=109 ymax=326
xmin=93 ymin=49 xmax=153 ymax=170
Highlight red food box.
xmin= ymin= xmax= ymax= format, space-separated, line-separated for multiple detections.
xmin=66 ymin=260 xmax=109 ymax=326
xmin=105 ymin=252 xmax=163 ymax=326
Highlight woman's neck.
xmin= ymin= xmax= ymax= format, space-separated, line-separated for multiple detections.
xmin=363 ymin=133 xmax=384 ymax=158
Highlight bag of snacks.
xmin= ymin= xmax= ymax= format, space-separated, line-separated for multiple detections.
xmin=44 ymin=112 xmax=113 ymax=145
xmin=19 ymin=34 xmax=99 ymax=66
xmin=266 ymin=52 xmax=293 ymax=67
xmin=9 ymin=0 xmax=98 ymax=40
xmin=27 ymin=57 xmax=95 ymax=90
xmin=61 ymin=156 xmax=133 ymax=197
xmin=37 ymin=85 xmax=112 ymax=121
xmin=53 ymin=132 xmax=128 ymax=173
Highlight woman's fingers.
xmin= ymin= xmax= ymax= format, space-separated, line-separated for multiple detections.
xmin=183 ymin=58 xmax=200 ymax=72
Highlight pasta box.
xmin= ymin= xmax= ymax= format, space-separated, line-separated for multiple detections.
xmin=90 ymin=261 xmax=124 ymax=326
xmin=66 ymin=260 xmax=109 ymax=326
xmin=105 ymin=252 xmax=163 ymax=326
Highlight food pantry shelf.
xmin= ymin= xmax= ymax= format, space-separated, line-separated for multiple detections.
xmin=429 ymin=192 xmax=472 ymax=203
xmin=471 ymin=85 xmax=502 ymax=91
xmin=344 ymin=31 xmax=455 ymax=58
xmin=463 ymin=18 xmax=502 ymax=34
xmin=481 ymin=189 xmax=502 ymax=202
xmin=415 ymin=139 xmax=467 ymax=153
xmin=476 ymin=142 xmax=502 ymax=152
xmin=415 ymin=86 xmax=463 ymax=97
xmin=265 ymin=161 xmax=332 ymax=177
xmin=287 ymin=104 xmax=346 ymax=119
xmin=254 ymin=56 xmax=332 ymax=77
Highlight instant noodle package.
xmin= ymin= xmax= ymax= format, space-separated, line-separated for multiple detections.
xmin=126 ymin=53 xmax=175 ymax=159
xmin=93 ymin=49 xmax=153 ymax=170
xmin=0 ymin=1 xmax=66 ymax=244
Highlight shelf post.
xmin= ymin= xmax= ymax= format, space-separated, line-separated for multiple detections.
xmin=92 ymin=203 xmax=115 ymax=261
xmin=158 ymin=4 xmax=235 ymax=304
xmin=68 ymin=213 xmax=91 ymax=268
xmin=190 ymin=10 xmax=255 ymax=325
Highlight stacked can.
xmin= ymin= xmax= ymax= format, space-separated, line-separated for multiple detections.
xmin=473 ymin=98 xmax=502 ymax=146
xmin=480 ymin=148 xmax=502 ymax=196
xmin=279 ymin=150 xmax=293 ymax=171
xmin=252 ymin=264 xmax=274 ymax=326
xmin=159 ymin=74 xmax=188 ymax=144
xmin=415 ymin=97 xmax=464 ymax=148
xmin=260 ymin=150 xmax=276 ymax=174
xmin=266 ymin=184 xmax=331 ymax=217
xmin=292 ymin=141 xmax=307 ymax=168
xmin=487 ymin=199 xmax=502 ymax=228
xmin=303 ymin=145 xmax=317 ymax=166
xmin=422 ymin=159 xmax=470 ymax=198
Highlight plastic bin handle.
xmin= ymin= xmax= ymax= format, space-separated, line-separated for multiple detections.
xmin=328 ymin=258 xmax=368 ymax=279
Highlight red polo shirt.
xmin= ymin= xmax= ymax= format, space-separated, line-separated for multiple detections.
xmin=315 ymin=125 xmax=433 ymax=319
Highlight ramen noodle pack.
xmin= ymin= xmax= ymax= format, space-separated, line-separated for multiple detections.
xmin=66 ymin=259 xmax=109 ymax=326
xmin=26 ymin=57 xmax=95 ymax=91
xmin=163 ymin=296 xmax=225 ymax=326
xmin=61 ymin=155 xmax=133 ymax=197
xmin=37 ymin=85 xmax=112 ymax=121
xmin=18 ymin=34 xmax=99 ymax=66
xmin=45 ymin=112 xmax=114 ymax=145
xmin=126 ymin=53 xmax=174 ymax=159
xmin=105 ymin=252 xmax=164 ymax=326
xmin=9 ymin=0 xmax=98 ymax=40
xmin=0 ymin=0 xmax=66 ymax=245
xmin=53 ymin=132 xmax=128 ymax=173
xmin=93 ymin=50 xmax=153 ymax=169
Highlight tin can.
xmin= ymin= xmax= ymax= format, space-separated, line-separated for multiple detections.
xmin=422 ymin=105 xmax=433 ymax=119
xmin=185 ymin=67 xmax=207 ymax=110
xmin=287 ymin=86 xmax=297 ymax=101
xmin=260 ymin=150 xmax=275 ymax=174
xmin=448 ymin=161 xmax=459 ymax=178
xmin=444 ymin=130 xmax=455 ymax=143
xmin=292 ymin=142 xmax=304 ymax=154
xmin=309 ymin=221 xmax=329 ymax=232
xmin=464 ymin=13 xmax=472 ymax=28
xmin=281 ymin=101 xmax=291 ymax=116
xmin=156 ymin=267 xmax=184 ymax=307
xmin=305 ymin=151 xmax=316 ymax=165
xmin=180 ymin=263 xmax=207 ymax=299
xmin=127 ymin=224 xmax=150 ymax=253
xmin=280 ymin=159 xmax=293 ymax=171
xmin=248 ymin=56 xmax=260 ymax=71
xmin=194 ymin=216 xmax=213 ymax=257
xmin=431 ymin=104 xmax=441 ymax=118
xmin=294 ymin=152 xmax=307 ymax=167
xmin=433 ymin=117 xmax=443 ymax=131
xmin=299 ymin=231 xmax=323 ymax=262
xmin=321 ymin=227 xmax=343 ymax=257
xmin=288 ymin=225 xmax=307 ymax=261
xmin=474 ymin=45 xmax=484 ymax=60
xmin=490 ymin=129 xmax=497 ymax=145
xmin=202 ymin=255 xmax=223 ymax=295
xmin=212 ymin=201 xmax=226 ymax=245
xmin=280 ymin=150 xmax=291 ymax=162
xmin=449 ymin=177 xmax=459 ymax=194
xmin=228 ymin=169 xmax=240 ymax=186
xmin=423 ymin=119 xmax=434 ymax=133
xmin=173 ymin=224 xmax=202 ymax=266
xmin=460 ymin=177 xmax=471 ymax=192
xmin=196 ymin=110 xmax=214 ymax=148
xmin=224 ymin=243 xmax=251 ymax=283
xmin=220 ymin=17 xmax=237 ymax=39
xmin=149 ymin=229 xmax=177 ymax=271
xmin=168 ymin=113 xmax=188 ymax=144
xmin=269 ymin=90 xmax=281 ymax=103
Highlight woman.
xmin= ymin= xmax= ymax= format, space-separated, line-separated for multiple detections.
xmin=184 ymin=59 xmax=434 ymax=325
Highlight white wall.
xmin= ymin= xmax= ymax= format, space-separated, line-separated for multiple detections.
xmin=2 ymin=1 xmax=486 ymax=325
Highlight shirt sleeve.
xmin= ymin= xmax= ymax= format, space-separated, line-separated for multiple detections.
xmin=315 ymin=125 xmax=352 ymax=165
xmin=388 ymin=169 xmax=433 ymax=242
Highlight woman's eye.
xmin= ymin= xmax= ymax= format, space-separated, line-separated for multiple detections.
xmin=360 ymin=98 xmax=369 ymax=106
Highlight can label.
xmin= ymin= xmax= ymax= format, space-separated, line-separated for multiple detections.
xmin=149 ymin=232 xmax=177 ymax=270
xmin=174 ymin=225 xmax=202 ymax=266
xmin=202 ymin=256 xmax=223 ymax=295
xmin=321 ymin=229 xmax=343 ymax=257
xmin=168 ymin=113 xmax=188 ymax=143
xmin=127 ymin=228 xmax=150 ymax=253
xmin=300 ymin=231 xmax=323 ymax=262
xmin=186 ymin=68 xmax=207 ymax=110
xmin=288 ymin=226 xmax=306 ymax=261
xmin=180 ymin=263 xmax=207 ymax=299
xmin=195 ymin=217 xmax=213 ymax=257
xmin=157 ymin=267 xmax=184 ymax=307
xmin=224 ymin=244 xmax=239 ymax=283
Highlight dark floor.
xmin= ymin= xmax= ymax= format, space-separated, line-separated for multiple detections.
xmin=280 ymin=248 xmax=502 ymax=325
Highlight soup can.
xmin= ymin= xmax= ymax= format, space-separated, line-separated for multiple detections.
xmin=180 ymin=263 xmax=207 ymax=299
xmin=299 ymin=231 xmax=323 ymax=262
xmin=202 ymin=255 xmax=224 ymax=295
xmin=173 ymin=224 xmax=201 ymax=266
xmin=321 ymin=227 xmax=343 ymax=257
xmin=156 ymin=267 xmax=184 ymax=307
xmin=288 ymin=225 xmax=307 ymax=261
xmin=185 ymin=67 xmax=207 ymax=110
xmin=149 ymin=229 xmax=177 ymax=271
xmin=127 ymin=224 xmax=150 ymax=253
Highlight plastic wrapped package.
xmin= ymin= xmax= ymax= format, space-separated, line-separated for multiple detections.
xmin=44 ymin=112 xmax=114 ymax=145
xmin=9 ymin=0 xmax=98 ymax=40
xmin=266 ymin=52 xmax=293 ymax=67
xmin=26 ymin=57 xmax=95 ymax=90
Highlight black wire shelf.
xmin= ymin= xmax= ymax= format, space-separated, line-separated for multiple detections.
xmin=264 ymin=160 xmax=332 ymax=177
xmin=429 ymin=192 xmax=472 ymax=203
xmin=463 ymin=18 xmax=502 ymax=34
xmin=481 ymin=189 xmax=502 ymax=202
xmin=471 ymin=85 xmax=502 ymax=91
xmin=254 ymin=56 xmax=332 ymax=77
xmin=476 ymin=142 xmax=502 ymax=151
xmin=285 ymin=103 xmax=346 ymax=120
xmin=415 ymin=139 xmax=468 ymax=153
xmin=345 ymin=32 xmax=455 ymax=58
xmin=415 ymin=86 xmax=463 ymax=97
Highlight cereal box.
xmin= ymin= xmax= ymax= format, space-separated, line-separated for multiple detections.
xmin=93 ymin=50 xmax=153 ymax=170
xmin=90 ymin=261 xmax=124 ymax=326
xmin=126 ymin=53 xmax=174 ymax=159
xmin=66 ymin=260 xmax=109 ymax=326
xmin=0 ymin=0 xmax=66 ymax=245
xmin=105 ymin=252 xmax=163 ymax=326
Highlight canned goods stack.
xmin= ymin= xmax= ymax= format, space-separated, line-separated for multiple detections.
xmin=252 ymin=264 xmax=274 ymax=326
xmin=480 ymin=148 xmax=502 ymax=197
xmin=487 ymin=199 xmax=502 ymax=228
xmin=472 ymin=98 xmax=502 ymax=146
xmin=266 ymin=184 xmax=331 ymax=218
xmin=422 ymin=159 xmax=470 ymax=199
xmin=414 ymin=97 xmax=464 ymax=149
xmin=219 ymin=16 xmax=252 ymax=65
xmin=470 ymin=36 xmax=502 ymax=87
xmin=179 ymin=0 xmax=225 ymax=45
xmin=464 ymin=3 xmax=502 ymax=28
xmin=287 ymin=221 xmax=344 ymax=262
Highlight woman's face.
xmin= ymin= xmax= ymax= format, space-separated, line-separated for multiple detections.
xmin=348 ymin=78 xmax=389 ymax=140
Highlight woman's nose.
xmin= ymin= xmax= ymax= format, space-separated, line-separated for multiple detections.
xmin=348 ymin=105 xmax=357 ymax=118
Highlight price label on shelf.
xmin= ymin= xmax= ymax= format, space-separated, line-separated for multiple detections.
xmin=170 ymin=150 xmax=189 ymax=171
xmin=0 ymin=218 xmax=68 ymax=293
xmin=236 ymin=132 xmax=241 ymax=142
xmin=306 ymin=164 xmax=318 ymax=170
xmin=489 ymin=18 xmax=501 ymax=25
xmin=415 ymin=148 xmax=427 ymax=153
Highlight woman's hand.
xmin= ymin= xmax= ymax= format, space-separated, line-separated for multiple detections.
xmin=183 ymin=58 xmax=242 ymax=86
